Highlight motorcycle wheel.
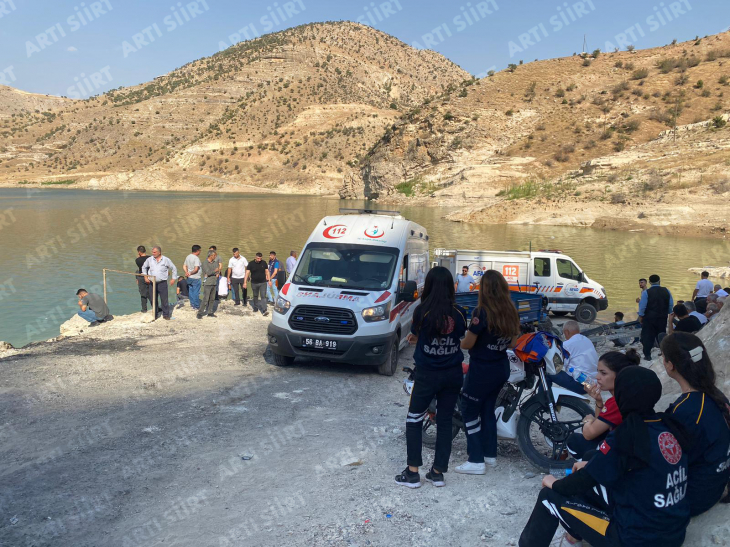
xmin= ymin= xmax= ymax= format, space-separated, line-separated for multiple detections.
xmin=517 ymin=396 xmax=593 ymax=472
xmin=421 ymin=414 xmax=461 ymax=449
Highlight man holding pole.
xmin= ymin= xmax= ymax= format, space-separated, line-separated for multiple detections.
xmin=142 ymin=246 xmax=177 ymax=320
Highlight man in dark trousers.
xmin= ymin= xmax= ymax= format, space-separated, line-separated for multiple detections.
xmin=638 ymin=274 xmax=673 ymax=361
xmin=135 ymin=246 xmax=151 ymax=313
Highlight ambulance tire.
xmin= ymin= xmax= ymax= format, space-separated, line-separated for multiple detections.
xmin=377 ymin=335 xmax=400 ymax=376
xmin=273 ymin=353 xmax=295 ymax=367
xmin=575 ymin=302 xmax=598 ymax=324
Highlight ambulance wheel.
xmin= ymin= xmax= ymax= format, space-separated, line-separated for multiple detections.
xmin=575 ymin=303 xmax=598 ymax=324
xmin=551 ymin=311 xmax=569 ymax=317
xmin=377 ymin=336 xmax=399 ymax=376
xmin=273 ymin=353 xmax=295 ymax=367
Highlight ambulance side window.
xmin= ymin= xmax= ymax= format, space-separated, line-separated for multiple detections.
xmin=534 ymin=257 xmax=551 ymax=277
xmin=557 ymin=259 xmax=581 ymax=281
xmin=400 ymin=255 xmax=408 ymax=286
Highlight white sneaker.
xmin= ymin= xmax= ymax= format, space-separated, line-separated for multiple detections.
xmin=485 ymin=457 xmax=497 ymax=467
xmin=455 ymin=461 xmax=486 ymax=475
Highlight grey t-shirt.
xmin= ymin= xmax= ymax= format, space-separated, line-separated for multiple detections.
xmin=81 ymin=293 xmax=110 ymax=320
xmin=184 ymin=253 xmax=202 ymax=279
xmin=200 ymin=260 xmax=218 ymax=286
xmin=456 ymin=274 xmax=475 ymax=293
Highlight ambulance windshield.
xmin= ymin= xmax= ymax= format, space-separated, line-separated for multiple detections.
xmin=292 ymin=243 xmax=400 ymax=291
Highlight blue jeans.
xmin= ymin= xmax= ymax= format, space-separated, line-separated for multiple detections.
xmin=78 ymin=309 xmax=98 ymax=323
xmin=267 ymin=281 xmax=278 ymax=303
xmin=187 ymin=278 xmax=201 ymax=309
xmin=546 ymin=371 xmax=586 ymax=395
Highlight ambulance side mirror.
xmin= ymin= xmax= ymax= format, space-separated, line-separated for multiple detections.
xmin=399 ymin=280 xmax=418 ymax=303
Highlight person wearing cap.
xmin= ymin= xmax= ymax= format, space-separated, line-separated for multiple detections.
xmin=519 ymin=366 xmax=691 ymax=547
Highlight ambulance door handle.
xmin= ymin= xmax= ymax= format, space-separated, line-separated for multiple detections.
xmin=556 ymin=283 xmax=564 ymax=286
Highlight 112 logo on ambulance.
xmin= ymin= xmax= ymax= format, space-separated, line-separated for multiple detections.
xmin=502 ymin=265 xmax=520 ymax=283
xmin=323 ymin=225 xmax=348 ymax=239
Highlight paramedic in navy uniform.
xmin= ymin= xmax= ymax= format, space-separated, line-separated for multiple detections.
xmin=455 ymin=270 xmax=521 ymax=475
xmin=661 ymin=332 xmax=730 ymax=516
xmin=519 ymin=366 xmax=691 ymax=547
xmin=395 ymin=267 xmax=468 ymax=489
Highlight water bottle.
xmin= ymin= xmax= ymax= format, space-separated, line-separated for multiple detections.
xmin=567 ymin=366 xmax=589 ymax=384
xmin=549 ymin=467 xmax=573 ymax=479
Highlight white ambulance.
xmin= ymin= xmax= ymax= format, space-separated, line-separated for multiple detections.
xmin=268 ymin=209 xmax=428 ymax=375
xmin=434 ymin=249 xmax=608 ymax=323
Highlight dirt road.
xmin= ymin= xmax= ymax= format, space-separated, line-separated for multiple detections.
xmin=1 ymin=302 xmax=726 ymax=546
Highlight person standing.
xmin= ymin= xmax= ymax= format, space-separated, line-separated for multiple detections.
xmin=76 ymin=288 xmax=112 ymax=326
xmin=135 ymin=246 xmax=151 ymax=313
xmin=693 ymin=271 xmax=714 ymax=306
xmin=197 ymin=250 xmax=219 ymax=319
xmin=395 ymin=267 xmax=468 ymax=489
xmin=454 ymin=266 xmax=476 ymax=293
xmin=209 ymin=245 xmax=223 ymax=309
xmin=286 ymin=251 xmax=298 ymax=281
xmin=141 ymin=246 xmax=177 ymax=320
xmin=246 ymin=252 xmax=270 ymax=316
xmin=638 ymin=274 xmax=674 ymax=361
xmin=456 ymin=270 xmax=521 ymax=475
xmin=635 ymin=278 xmax=647 ymax=304
xmin=227 ymin=248 xmax=248 ymax=306
xmin=184 ymin=245 xmax=202 ymax=311
xmin=267 ymin=251 xmax=280 ymax=303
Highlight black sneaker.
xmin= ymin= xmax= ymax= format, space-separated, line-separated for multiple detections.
xmin=425 ymin=468 xmax=445 ymax=487
xmin=89 ymin=321 xmax=100 ymax=327
xmin=395 ymin=467 xmax=421 ymax=489
xmin=104 ymin=315 xmax=114 ymax=321
xmin=261 ymin=311 xmax=269 ymax=317
xmin=207 ymin=313 xmax=217 ymax=318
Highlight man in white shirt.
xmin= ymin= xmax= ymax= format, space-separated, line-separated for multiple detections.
xmin=286 ymin=251 xmax=297 ymax=280
xmin=142 ymin=246 xmax=177 ymax=320
xmin=549 ymin=320 xmax=598 ymax=395
xmin=455 ymin=266 xmax=476 ymax=293
xmin=227 ymin=248 xmax=249 ymax=306
xmin=692 ymin=271 xmax=714 ymax=300
xmin=714 ymin=284 xmax=729 ymax=299
xmin=184 ymin=245 xmax=202 ymax=310
xmin=684 ymin=301 xmax=708 ymax=327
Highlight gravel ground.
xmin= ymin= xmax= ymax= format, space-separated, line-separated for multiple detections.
xmin=0 ymin=301 xmax=727 ymax=546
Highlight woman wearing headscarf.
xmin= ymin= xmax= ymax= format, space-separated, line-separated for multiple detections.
xmin=661 ymin=332 xmax=730 ymax=516
xmin=519 ymin=366 xmax=691 ymax=547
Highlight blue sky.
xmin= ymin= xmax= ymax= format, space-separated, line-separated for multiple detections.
xmin=0 ymin=0 xmax=727 ymax=97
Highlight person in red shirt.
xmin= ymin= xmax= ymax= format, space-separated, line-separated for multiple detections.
xmin=566 ymin=349 xmax=641 ymax=460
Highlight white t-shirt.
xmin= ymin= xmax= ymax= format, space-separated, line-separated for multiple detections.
xmin=695 ymin=278 xmax=714 ymax=298
xmin=716 ymin=289 xmax=729 ymax=298
xmin=564 ymin=333 xmax=599 ymax=379
xmin=228 ymin=256 xmax=248 ymax=278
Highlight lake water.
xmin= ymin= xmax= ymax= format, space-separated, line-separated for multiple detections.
xmin=0 ymin=188 xmax=725 ymax=348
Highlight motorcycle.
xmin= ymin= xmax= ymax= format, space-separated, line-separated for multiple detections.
xmin=402 ymin=333 xmax=593 ymax=471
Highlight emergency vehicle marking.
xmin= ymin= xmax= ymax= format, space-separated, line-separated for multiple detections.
xmin=296 ymin=291 xmax=361 ymax=302
xmin=374 ymin=291 xmax=391 ymax=303
xmin=658 ymin=432 xmax=682 ymax=464
xmin=364 ymin=226 xmax=385 ymax=239
xmin=323 ymin=225 xmax=348 ymax=239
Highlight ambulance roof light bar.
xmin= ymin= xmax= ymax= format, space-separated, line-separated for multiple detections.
xmin=338 ymin=208 xmax=401 ymax=216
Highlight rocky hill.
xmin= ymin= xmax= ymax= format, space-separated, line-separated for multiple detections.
xmin=352 ymin=31 xmax=730 ymax=235
xmin=0 ymin=22 xmax=468 ymax=194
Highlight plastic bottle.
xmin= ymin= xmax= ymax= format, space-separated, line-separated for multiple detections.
xmin=549 ymin=467 xmax=573 ymax=479
xmin=567 ymin=366 xmax=589 ymax=385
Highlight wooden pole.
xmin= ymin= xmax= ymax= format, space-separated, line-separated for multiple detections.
xmin=153 ymin=278 xmax=157 ymax=321
xmin=103 ymin=269 xmax=107 ymax=303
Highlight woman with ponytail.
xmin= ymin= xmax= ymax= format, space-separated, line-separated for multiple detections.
xmin=566 ymin=349 xmax=641 ymax=461
xmin=661 ymin=332 xmax=730 ymax=516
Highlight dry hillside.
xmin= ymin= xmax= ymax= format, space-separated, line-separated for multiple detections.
xmin=0 ymin=22 xmax=467 ymax=194
xmin=353 ymin=32 xmax=730 ymax=234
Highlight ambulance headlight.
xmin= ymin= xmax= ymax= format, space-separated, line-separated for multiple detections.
xmin=274 ymin=297 xmax=291 ymax=314
xmin=361 ymin=302 xmax=392 ymax=322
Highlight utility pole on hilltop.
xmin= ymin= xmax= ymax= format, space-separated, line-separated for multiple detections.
xmin=582 ymin=35 xmax=588 ymax=55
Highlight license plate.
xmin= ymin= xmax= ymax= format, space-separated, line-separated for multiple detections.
xmin=302 ymin=338 xmax=338 ymax=350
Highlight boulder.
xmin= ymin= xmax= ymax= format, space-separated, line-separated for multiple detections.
xmin=59 ymin=314 xmax=90 ymax=337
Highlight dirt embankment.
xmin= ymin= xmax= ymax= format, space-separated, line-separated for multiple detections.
xmin=1 ymin=302 xmax=728 ymax=546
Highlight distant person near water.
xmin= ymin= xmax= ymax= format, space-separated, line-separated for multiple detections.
xmin=286 ymin=251 xmax=298 ymax=282
xmin=638 ymin=274 xmax=673 ymax=361
xmin=267 ymin=251 xmax=280 ymax=304
xmin=198 ymin=250 xmax=219 ymax=319
xmin=227 ymin=248 xmax=248 ymax=306
xmin=635 ymin=278 xmax=647 ymax=304
xmin=455 ymin=266 xmax=475 ymax=293
xmin=135 ymin=246 xmax=151 ymax=313
xmin=184 ymin=245 xmax=202 ymax=310
xmin=141 ymin=246 xmax=177 ymax=320
xmin=246 ymin=252 xmax=270 ymax=316
xmin=76 ymin=288 xmax=112 ymax=326
xmin=176 ymin=276 xmax=189 ymax=307
xmin=209 ymin=245 xmax=222 ymax=307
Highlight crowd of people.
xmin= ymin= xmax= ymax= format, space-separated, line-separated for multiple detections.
xmin=396 ymin=267 xmax=729 ymax=547
xmin=73 ymin=245 xmax=298 ymax=326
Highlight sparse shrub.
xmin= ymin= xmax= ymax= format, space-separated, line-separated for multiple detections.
xmin=612 ymin=81 xmax=630 ymax=95
xmin=719 ymin=75 xmax=729 ymax=86
xmin=610 ymin=192 xmax=627 ymax=204
xmin=443 ymin=111 xmax=455 ymax=121
xmin=582 ymin=59 xmax=592 ymax=67
xmin=675 ymin=74 xmax=689 ymax=86
xmin=631 ymin=68 xmax=649 ymax=80
xmin=554 ymin=151 xmax=570 ymax=163
xmin=556 ymin=88 xmax=566 ymax=98
xmin=627 ymin=45 xmax=636 ymax=52
xmin=695 ymin=80 xmax=704 ymax=89
xmin=615 ymin=61 xmax=624 ymax=68
xmin=614 ymin=140 xmax=627 ymax=152
xmin=487 ymin=70 xmax=495 ymax=77
xmin=508 ymin=63 xmax=518 ymax=72
xmin=592 ymin=49 xmax=601 ymax=58
xmin=701 ymin=89 xmax=711 ymax=97
xmin=625 ymin=62 xmax=635 ymax=70
xmin=566 ymin=83 xmax=577 ymax=91
xmin=506 ymin=109 xmax=515 ymax=116
xmin=713 ymin=116 xmax=727 ymax=128
xmin=623 ymin=119 xmax=641 ymax=133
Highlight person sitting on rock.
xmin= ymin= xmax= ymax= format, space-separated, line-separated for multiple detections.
xmin=76 ymin=288 xmax=113 ymax=326
xmin=660 ymin=333 xmax=730 ymax=517
xmin=667 ymin=304 xmax=702 ymax=336
xmin=684 ymin=301 xmax=708 ymax=328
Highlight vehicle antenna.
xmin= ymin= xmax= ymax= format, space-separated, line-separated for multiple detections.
xmin=529 ymin=241 xmax=532 ymax=253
